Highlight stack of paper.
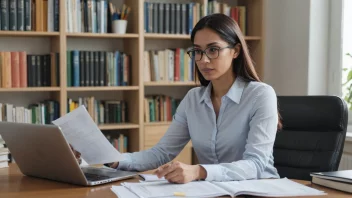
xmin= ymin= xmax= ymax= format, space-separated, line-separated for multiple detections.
xmin=110 ymin=178 xmax=326 ymax=198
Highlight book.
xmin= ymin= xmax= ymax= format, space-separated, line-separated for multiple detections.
xmin=312 ymin=176 xmax=352 ymax=193
xmin=310 ymin=170 xmax=352 ymax=183
xmin=113 ymin=178 xmax=326 ymax=198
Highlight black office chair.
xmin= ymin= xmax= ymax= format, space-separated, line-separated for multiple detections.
xmin=273 ymin=96 xmax=348 ymax=181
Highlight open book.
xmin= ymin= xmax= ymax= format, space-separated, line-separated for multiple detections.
xmin=112 ymin=178 xmax=326 ymax=198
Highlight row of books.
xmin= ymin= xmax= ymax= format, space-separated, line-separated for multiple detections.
xmin=207 ymin=1 xmax=246 ymax=35
xmin=144 ymin=48 xmax=195 ymax=82
xmin=0 ymin=51 xmax=60 ymax=88
xmin=68 ymin=97 xmax=128 ymax=124
xmin=66 ymin=0 xmax=109 ymax=33
xmin=105 ymin=133 xmax=127 ymax=153
xmin=144 ymin=2 xmax=204 ymax=35
xmin=0 ymin=0 xmax=60 ymax=32
xmin=67 ymin=50 xmax=131 ymax=87
xmin=0 ymin=100 xmax=60 ymax=124
xmin=144 ymin=95 xmax=180 ymax=123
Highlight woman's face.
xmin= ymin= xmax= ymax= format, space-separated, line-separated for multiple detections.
xmin=193 ymin=28 xmax=239 ymax=81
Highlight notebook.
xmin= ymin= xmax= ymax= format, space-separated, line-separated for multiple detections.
xmin=111 ymin=178 xmax=326 ymax=198
xmin=310 ymin=170 xmax=352 ymax=183
xmin=312 ymin=177 xmax=352 ymax=193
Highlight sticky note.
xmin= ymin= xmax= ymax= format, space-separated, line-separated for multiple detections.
xmin=173 ymin=192 xmax=186 ymax=197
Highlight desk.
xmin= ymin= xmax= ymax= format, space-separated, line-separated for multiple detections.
xmin=0 ymin=163 xmax=351 ymax=198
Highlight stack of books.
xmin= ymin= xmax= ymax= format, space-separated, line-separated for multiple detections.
xmin=310 ymin=170 xmax=352 ymax=193
xmin=0 ymin=135 xmax=9 ymax=168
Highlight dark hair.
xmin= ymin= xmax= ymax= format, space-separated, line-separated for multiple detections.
xmin=191 ymin=13 xmax=282 ymax=130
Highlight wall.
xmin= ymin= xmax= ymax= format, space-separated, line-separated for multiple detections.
xmin=263 ymin=0 xmax=329 ymax=96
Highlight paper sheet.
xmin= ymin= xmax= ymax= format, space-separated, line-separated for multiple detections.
xmin=213 ymin=178 xmax=326 ymax=197
xmin=111 ymin=186 xmax=140 ymax=198
xmin=120 ymin=181 xmax=230 ymax=198
xmin=52 ymin=105 xmax=124 ymax=165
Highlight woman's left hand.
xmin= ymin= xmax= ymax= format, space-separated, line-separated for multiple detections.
xmin=154 ymin=161 xmax=206 ymax=184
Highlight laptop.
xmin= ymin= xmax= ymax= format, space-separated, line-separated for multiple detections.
xmin=0 ymin=121 xmax=137 ymax=186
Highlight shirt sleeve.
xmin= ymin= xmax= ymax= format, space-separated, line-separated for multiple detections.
xmin=200 ymin=86 xmax=279 ymax=181
xmin=117 ymin=92 xmax=192 ymax=172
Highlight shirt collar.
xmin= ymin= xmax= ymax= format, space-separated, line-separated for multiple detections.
xmin=199 ymin=77 xmax=246 ymax=104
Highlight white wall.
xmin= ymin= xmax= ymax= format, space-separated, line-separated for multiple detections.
xmin=263 ymin=0 xmax=330 ymax=96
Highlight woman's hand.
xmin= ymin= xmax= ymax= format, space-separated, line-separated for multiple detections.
xmin=154 ymin=161 xmax=207 ymax=184
xmin=69 ymin=144 xmax=82 ymax=164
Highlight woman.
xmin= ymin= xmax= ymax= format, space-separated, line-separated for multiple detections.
xmin=74 ymin=13 xmax=281 ymax=184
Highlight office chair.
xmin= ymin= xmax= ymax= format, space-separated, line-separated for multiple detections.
xmin=273 ymin=96 xmax=348 ymax=181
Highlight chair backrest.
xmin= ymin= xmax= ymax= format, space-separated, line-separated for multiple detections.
xmin=274 ymin=96 xmax=348 ymax=180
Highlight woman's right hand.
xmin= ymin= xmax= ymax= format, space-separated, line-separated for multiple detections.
xmin=69 ymin=144 xmax=82 ymax=164
xmin=107 ymin=162 xmax=119 ymax=169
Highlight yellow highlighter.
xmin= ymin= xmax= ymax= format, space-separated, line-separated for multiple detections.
xmin=173 ymin=192 xmax=186 ymax=197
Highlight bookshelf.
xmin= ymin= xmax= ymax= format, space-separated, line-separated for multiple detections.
xmin=0 ymin=0 xmax=264 ymax=165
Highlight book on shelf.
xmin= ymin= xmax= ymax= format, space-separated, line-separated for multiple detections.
xmin=144 ymin=95 xmax=180 ymax=123
xmin=144 ymin=2 xmax=204 ymax=34
xmin=207 ymin=0 xmax=246 ymax=35
xmin=144 ymin=48 xmax=194 ymax=83
xmin=68 ymin=97 xmax=128 ymax=124
xmin=0 ymin=51 xmax=59 ymax=88
xmin=66 ymin=0 xmax=111 ymax=33
xmin=0 ymin=0 xmax=59 ymax=32
xmin=0 ymin=100 xmax=59 ymax=124
xmin=105 ymin=133 xmax=127 ymax=153
xmin=67 ymin=50 xmax=130 ymax=87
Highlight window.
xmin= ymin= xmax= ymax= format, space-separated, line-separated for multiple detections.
xmin=342 ymin=0 xmax=352 ymax=108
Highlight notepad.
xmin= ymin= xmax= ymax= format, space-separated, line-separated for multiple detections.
xmin=138 ymin=174 xmax=166 ymax=182
xmin=112 ymin=178 xmax=326 ymax=198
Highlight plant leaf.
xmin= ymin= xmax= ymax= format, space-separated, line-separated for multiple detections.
xmin=347 ymin=70 xmax=352 ymax=83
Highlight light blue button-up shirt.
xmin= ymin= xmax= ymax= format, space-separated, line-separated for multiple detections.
xmin=118 ymin=77 xmax=280 ymax=181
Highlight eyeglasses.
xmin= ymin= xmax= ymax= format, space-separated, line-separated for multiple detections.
xmin=186 ymin=46 xmax=233 ymax=61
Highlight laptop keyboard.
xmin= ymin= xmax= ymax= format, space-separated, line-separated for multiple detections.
xmin=84 ymin=173 xmax=112 ymax=181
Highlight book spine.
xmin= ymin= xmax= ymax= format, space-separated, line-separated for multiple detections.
xmin=94 ymin=51 xmax=99 ymax=86
xmin=17 ymin=0 xmax=24 ymax=31
xmin=24 ymin=0 xmax=30 ymax=30
xmin=11 ymin=52 xmax=20 ymax=88
xmin=53 ymin=0 xmax=59 ymax=31
xmin=9 ymin=0 xmax=16 ymax=30
xmin=144 ymin=2 xmax=148 ymax=32
xmin=175 ymin=4 xmax=180 ymax=34
xmin=85 ymin=51 xmax=89 ymax=86
xmin=158 ymin=3 xmax=163 ymax=33
xmin=181 ymin=4 xmax=186 ymax=34
xmin=67 ymin=51 xmax=71 ymax=87
xmin=188 ymin=3 xmax=193 ymax=34
xmin=99 ymin=51 xmax=105 ymax=86
xmin=164 ymin=3 xmax=169 ymax=34
xmin=152 ymin=3 xmax=157 ymax=33
xmin=36 ymin=55 xmax=41 ymax=87
xmin=89 ymin=51 xmax=94 ymax=86
xmin=170 ymin=4 xmax=175 ymax=34
xmin=1 ymin=0 xmax=9 ymax=30
xmin=79 ymin=50 xmax=85 ymax=86
xmin=72 ymin=50 xmax=80 ymax=87
xmin=42 ymin=54 xmax=48 ymax=86
xmin=19 ymin=52 xmax=27 ymax=87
